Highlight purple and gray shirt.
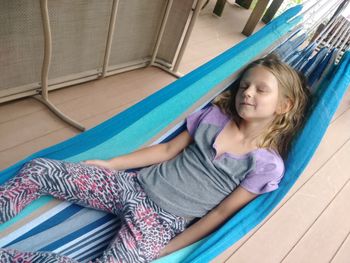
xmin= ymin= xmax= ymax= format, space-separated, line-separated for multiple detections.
xmin=137 ymin=104 xmax=285 ymax=218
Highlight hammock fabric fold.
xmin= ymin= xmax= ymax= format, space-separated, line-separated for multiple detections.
xmin=3 ymin=5 xmax=349 ymax=263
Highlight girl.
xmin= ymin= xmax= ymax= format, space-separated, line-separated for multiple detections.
xmin=0 ymin=54 xmax=310 ymax=263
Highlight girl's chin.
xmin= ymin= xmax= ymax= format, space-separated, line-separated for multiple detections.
xmin=237 ymin=110 xmax=254 ymax=118
xmin=237 ymin=114 xmax=254 ymax=121
xmin=237 ymin=112 xmax=273 ymax=122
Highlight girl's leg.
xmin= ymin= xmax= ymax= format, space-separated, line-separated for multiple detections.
xmin=0 ymin=157 xmax=125 ymax=223
xmin=93 ymin=173 xmax=189 ymax=263
xmin=0 ymin=248 xmax=77 ymax=263
xmin=0 ymin=159 xmax=187 ymax=262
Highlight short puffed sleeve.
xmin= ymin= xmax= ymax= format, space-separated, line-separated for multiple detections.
xmin=185 ymin=105 xmax=212 ymax=137
xmin=240 ymin=150 xmax=285 ymax=194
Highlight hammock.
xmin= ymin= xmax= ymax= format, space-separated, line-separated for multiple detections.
xmin=2 ymin=4 xmax=349 ymax=262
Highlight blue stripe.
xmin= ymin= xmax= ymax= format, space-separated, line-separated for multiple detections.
xmin=5 ymin=204 xmax=82 ymax=247
xmin=77 ymin=243 xmax=110 ymax=262
xmin=38 ymin=214 xmax=116 ymax=251
xmin=0 ymin=196 xmax=54 ymax=232
xmin=61 ymin=224 xmax=120 ymax=256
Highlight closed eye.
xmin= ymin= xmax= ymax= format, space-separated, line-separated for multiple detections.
xmin=239 ymin=84 xmax=248 ymax=89
xmin=257 ymin=87 xmax=270 ymax=93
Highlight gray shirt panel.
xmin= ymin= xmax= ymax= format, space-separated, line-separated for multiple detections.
xmin=137 ymin=123 xmax=256 ymax=218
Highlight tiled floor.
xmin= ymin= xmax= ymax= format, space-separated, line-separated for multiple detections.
xmin=1 ymin=1 xmax=350 ymax=262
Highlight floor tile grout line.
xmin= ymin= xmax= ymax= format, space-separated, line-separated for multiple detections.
xmin=280 ymin=177 xmax=350 ymax=262
xmin=0 ymin=100 xmax=140 ymax=155
xmin=331 ymin=106 xmax=350 ymax=124
xmin=0 ymin=87 xmax=158 ymax=126
xmin=329 ymin=228 xmax=350 ymax=262
xmin=0 ymin=68 xmax=172 ymax=126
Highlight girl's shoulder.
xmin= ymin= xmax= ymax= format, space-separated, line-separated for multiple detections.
xmin=187 ymin=104 xmax=229 ymax=126
xmin=186 ymin=104 xmax=229 ymax=137
xmin=253 ymin=148 xmax=285 ymax=177
xmin=240 ymin=148 xmax=285 ymax=194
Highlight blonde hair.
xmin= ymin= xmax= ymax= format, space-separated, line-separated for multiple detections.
xmin=213 ymin=54 xmax=311 ymax=160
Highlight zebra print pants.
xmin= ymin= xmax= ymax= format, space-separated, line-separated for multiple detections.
xmin=0 ymin=158 xmax=188 ymax=262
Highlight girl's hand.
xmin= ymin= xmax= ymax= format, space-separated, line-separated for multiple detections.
xmin=83 ymin=160 xmax=114 ymax=170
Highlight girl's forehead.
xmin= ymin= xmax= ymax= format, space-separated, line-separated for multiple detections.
xmin=241 ymin=66 xmax=279 ymax=89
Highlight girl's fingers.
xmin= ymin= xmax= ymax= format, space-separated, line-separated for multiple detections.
xmin=84 ymin=160 xmax=97 ymax=163
xmin=83 ymin=160 xmax=97 ymax=165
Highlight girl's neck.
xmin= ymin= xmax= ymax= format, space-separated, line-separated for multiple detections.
xmin=235 ymin=118 xmax=273 ymax=145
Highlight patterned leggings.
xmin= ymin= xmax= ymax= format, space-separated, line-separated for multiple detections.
xmin=0 ymin=158 xmax=188 ymax=263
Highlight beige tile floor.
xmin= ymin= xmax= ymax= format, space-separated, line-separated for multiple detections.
xmin=1 ymin=1 xmax=350 ymax=262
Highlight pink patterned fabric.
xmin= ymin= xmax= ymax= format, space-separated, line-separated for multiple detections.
xmin=0 ymin=158 xmax=188 ymax=262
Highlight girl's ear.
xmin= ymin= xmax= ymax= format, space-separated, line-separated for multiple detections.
xmin=277 ymin=98 xmax=293 ymax=115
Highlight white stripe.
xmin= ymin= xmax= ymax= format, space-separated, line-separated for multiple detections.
xmin=0 ymin=202 xmax=71 ymax=246
xmin=53 ymin=218 xmax=118 ymax=253
xmin=76 ymin=240 xmax=111 ymax=262
xmin=60 ymin=220 xmax=118 ymax=256
xmin=68 ymin=231 xmax=116 ymax=258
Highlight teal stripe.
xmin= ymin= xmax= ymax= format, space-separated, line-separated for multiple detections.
xmin=69 ymin=16 xmax=302 ymax=163
xmin=153 ymin=238 xmax=208 ymax=263
xmin=0 ymin=196 xmax=53 ymax=232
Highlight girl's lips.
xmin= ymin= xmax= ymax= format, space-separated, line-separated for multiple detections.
xmin=240 ymin=102 xmax=254 ymax=106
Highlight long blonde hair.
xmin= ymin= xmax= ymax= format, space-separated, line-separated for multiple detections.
xmin=213 ymin=54 xmax=311 ymax=160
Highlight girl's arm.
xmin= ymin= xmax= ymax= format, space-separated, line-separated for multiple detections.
xmin=159 ymin=186 xmax=258 ymax=257
xmin=84 ymin=130 xmax=193 ymax=170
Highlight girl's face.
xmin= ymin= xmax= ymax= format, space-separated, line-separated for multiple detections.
xmin=235 ymin=65 xmax=283 ymax=123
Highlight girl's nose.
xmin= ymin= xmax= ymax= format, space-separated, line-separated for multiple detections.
xmin=243 ymin=86 xmax=254 ymax=97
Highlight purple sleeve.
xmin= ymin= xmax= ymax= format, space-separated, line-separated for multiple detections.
xmin=186 ymin=106 xmax=212 ymax=137
xmin=240 ymin=151 xmax=285 ymax=194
